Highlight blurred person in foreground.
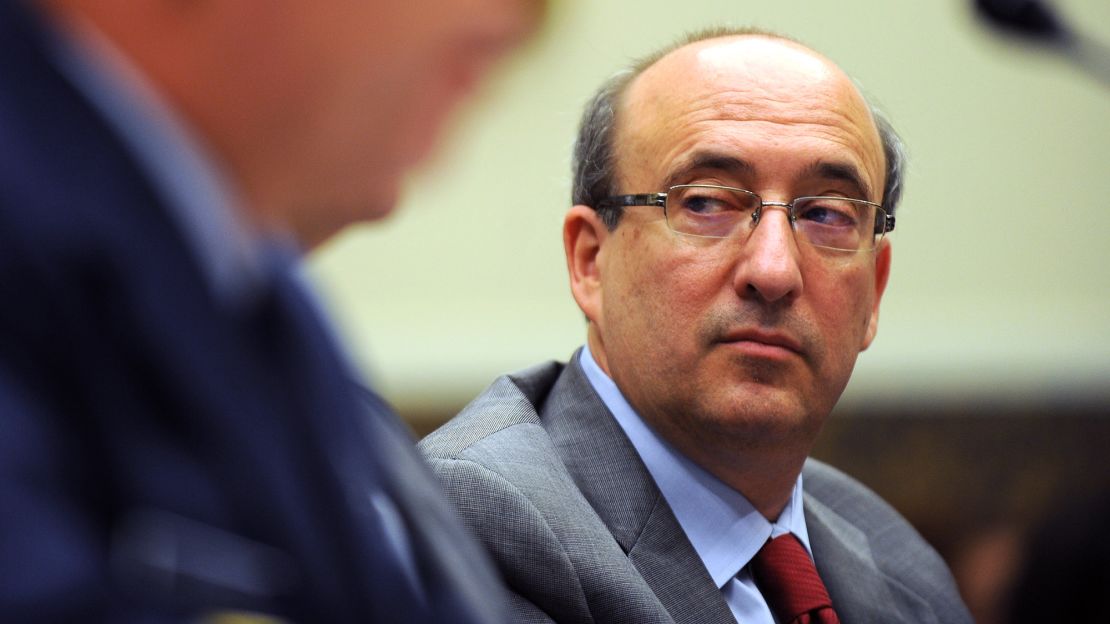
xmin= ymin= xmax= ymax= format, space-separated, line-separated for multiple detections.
xmin=0 ymin=0 xmax=540 ymax=621
xmin=421 ymin=28 xmax=973 ymax=623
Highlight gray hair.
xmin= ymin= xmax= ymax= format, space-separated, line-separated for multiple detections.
xmin=571 ymin=28 xmax=907 ymax=230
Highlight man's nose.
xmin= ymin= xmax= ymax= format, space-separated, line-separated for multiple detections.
xmin=733 ymin=205 xmax=803 ymax=303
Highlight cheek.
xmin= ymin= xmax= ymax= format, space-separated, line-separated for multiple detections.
xmin=615 ymin=247 xmax=729 ymax=349
xmin=807 ymin=264 xmax=876 ymax=355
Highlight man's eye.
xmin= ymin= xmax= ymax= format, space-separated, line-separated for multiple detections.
xmin=677 ymin=189 xmax=747 ymax=215
xmin=682 ymin=195 xmax=732 ymax=214
xmin=797 ymin=200 xmax=859 ymax=228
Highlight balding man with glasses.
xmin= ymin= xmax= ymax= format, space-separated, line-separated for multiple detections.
xmin=421 ymin=28 xmax=972 ymax=624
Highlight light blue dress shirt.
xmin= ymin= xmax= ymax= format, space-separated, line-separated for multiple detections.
xmin=580 ymin=344 xmax=813 ymax=624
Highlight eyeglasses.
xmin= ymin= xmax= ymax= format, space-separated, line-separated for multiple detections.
xmin=596 ymin=184 xmax=895 ymax=253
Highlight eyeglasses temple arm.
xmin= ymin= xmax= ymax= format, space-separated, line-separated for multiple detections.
xmin=596 ymin=193 xmax=667 ymax=209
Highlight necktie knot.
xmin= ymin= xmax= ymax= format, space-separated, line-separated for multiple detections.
xmin=751 ymin=534 xmax=840 ymax=624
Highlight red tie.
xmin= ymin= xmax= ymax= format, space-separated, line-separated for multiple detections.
xmin=751 ymin=534 xmax=841 ymax=624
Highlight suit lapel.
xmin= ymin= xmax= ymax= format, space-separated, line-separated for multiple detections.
xmin=543 ymin=353 xmax=736 ymax=624
xmin=804 ymin=493 xmax=908 ymax=623
xmin=625 ymin=501 xmax=737 ymax=624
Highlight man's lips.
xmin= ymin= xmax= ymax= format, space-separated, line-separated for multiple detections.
xmin=718 ymin=329 xmax=804 ymax=359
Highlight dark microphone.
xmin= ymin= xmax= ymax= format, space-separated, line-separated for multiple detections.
xmin=975 ymin=0 xmax=1066 ymax=40
xmin=974 ymin=0 xmax=1110 ymax=87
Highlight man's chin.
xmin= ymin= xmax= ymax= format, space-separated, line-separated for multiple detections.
xmin=714 ymin=385 xmax=819 ymax=434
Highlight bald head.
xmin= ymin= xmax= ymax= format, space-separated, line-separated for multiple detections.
xmin=615 ymin=35 xmax=885 ymax=210
xmin=572 ymin=30 xmax=905 ymax=229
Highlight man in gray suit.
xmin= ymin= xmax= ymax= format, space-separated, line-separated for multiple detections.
xmin=420 ymin=28 xmax=972 ymax=623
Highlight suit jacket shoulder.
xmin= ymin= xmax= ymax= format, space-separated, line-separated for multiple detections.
xmin=423 ymin=357 xmax=973 ymax=624
xmin=421 ymin=359 xmax=733 ymax=623
xmin=422 ymin=361 xmax=647 ymax=622
xmin=802 ymin=459 xmax=973 ymax=623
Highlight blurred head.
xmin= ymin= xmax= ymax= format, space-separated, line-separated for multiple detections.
xmin=45 ymin=0 xmax=544 ymax=246
xmin=564 ymin=31 xmax=896 ymax=473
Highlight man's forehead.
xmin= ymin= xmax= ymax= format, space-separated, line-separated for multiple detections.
xmin=628 ymin=35 xmax=842 ymax=107
xmin=614 ymin=35 xmax=884 ymax=195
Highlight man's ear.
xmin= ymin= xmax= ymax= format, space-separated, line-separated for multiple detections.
xmin=564 ymin=205 xmax=609 ymax=325
xmin=861 ymin=238 xmax=892 ymax=351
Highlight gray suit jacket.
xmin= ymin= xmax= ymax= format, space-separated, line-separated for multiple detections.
xmin=420 ymin=355 xmax=972 ymax=623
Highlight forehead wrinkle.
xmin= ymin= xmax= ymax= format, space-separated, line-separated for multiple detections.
xmin=629 ymin=66 xmax=873 ymax=139
xmin=640 ymin=111 xmax=881 ymax=199
xmin=692 ymin=82 xmax=873 ymax=145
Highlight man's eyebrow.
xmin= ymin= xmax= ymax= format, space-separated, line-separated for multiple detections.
xmin=803 ymin=161 xmax=875 ymax=201
xmin=662 ymin=152 xmax=755 ymax=188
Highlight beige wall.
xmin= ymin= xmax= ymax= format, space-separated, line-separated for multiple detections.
xmin=308 ymin=0 xmax=1110 ymax=421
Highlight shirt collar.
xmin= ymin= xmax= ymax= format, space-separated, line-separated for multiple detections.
xmin=578 ymin=343 xmax=812 ymax=588
xmin=44 ymin=15 xmax=278 ymax=311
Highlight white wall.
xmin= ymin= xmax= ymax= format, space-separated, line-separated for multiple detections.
xmin=308 ymin=0 xmax=1110 ymax=420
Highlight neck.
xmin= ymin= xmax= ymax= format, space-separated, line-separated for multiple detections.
xmin=692 ymin=441 xmax=808 ymax=519
xmin=638 ymin=405 xmax=815 ymax=520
